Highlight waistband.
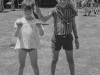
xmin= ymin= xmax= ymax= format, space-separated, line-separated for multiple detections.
xmin=21 ymin=48 xmax=36 ymax=50
xmin=54 ymin=34 xmax=72 ymax=38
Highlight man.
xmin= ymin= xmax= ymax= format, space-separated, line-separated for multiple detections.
xmin=35 ymin=0 xmax=79 ymax=75
xmin=88 ymin=0 xmax=97 ymax=16
xmin=82 ymin=0 xmax=91 ymax=16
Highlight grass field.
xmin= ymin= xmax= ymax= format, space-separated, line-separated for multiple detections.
xmin=0 ymin=8 xmax=100 ymax=75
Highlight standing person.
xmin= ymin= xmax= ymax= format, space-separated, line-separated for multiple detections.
xmin=88 ymin=0 xmax=97 ymax=16
xmin=14 ymin=0 xmax=44 ymax=75
xmin=0 ymin=0 xmax=4 ymax=12
xmin=35 ymin=0 xmax=79 ymax=75
xmin=94 ymin=0 xmax=99 ymax=14
xmin=97 ymin=0 xmax=100 ymax=12
xmin=11 ymin=0 xmax=15 ymax=11
xmin=81 ymin=0 xmax=90 ymax=16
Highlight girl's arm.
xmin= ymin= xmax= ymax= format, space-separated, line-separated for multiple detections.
xmin=37 ymin=12 xmax=52 ymax=22
xmin=38 ymin=25 xmax=44 ymax=36
xmin=14 ymin=22 xmax=23 ymax=37
xmin=15 ymin=28 xmax=21 ymax=37
xmin=36 ymin=23 xmax=44 ymax=36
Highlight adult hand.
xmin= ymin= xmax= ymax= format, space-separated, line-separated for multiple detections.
xmin=75 ymin=38 xmax=79 ymax=49
xmin=34 ymin=6 xmax=41 ymax=15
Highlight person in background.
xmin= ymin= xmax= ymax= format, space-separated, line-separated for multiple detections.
xmin=11 ymin=0 xmax=15 ymax=11
xmin=0 ymin=0 xmax=4 ymax=12
xmin=88 ymin=0 xmax=97 ymax=16
xmin=81 ymin=0 xmax=90 ymax=16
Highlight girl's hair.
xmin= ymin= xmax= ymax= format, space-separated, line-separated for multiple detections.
xmin=21 ymin=0 xmax=35 ymax=10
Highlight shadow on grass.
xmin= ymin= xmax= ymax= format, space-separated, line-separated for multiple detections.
xmin=88 ymin=15 xmax=96 ymax=17
xmin=96 ymin=13 xmax=100 ymax=15
xmin=82 ymin=15 xmax=96 ymax=17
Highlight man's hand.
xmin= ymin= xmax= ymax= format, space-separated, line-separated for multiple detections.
xmin=34 ymin=6 xmax=41 ymax=16
xmin=75 ymin=38 xmax=79 ymax=49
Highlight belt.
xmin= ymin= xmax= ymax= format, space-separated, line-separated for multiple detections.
xmin=55 ymin=34 xmax=71 ymax=38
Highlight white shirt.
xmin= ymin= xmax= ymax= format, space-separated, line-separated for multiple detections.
xmin=14 ymin=17 xmax=42 ymax=49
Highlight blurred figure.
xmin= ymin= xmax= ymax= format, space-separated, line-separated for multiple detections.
xmin=11 ymin=0 xmax=15 ymax=11
xmin=0 ymin=0 xmax=4 ymax=12
xmin=72 ymin=0 xmax=78 ymax=12
xmin=88 ymin=0 xmax=97 ymax=16
xmin=82 ymin=0 xmax=90 ymax=16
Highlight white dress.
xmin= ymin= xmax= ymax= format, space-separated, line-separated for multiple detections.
xmin=14 ymin=17 xmax=41 ymax=49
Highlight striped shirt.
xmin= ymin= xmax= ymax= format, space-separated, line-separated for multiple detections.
xmin=52 ymin=3 xmax=77 ymax=35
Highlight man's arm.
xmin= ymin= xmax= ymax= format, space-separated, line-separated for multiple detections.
xmin=72 ymin=17 xmax=78 ymax=38
xmin=37 ymin=12 xmax=52 ymax=22
xmin=72 ymin=17 xmax=79 ymax=49
xmin=34 ymin=7 xmax=52 ymax=22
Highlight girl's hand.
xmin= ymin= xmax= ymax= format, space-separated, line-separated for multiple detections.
xmin=36 ymin=22 xmax=42 ymax=29
xmin=16 ymin=22 xmax=23 ymax=29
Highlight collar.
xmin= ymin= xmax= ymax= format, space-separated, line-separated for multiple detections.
xmin=56 ymin=3 xmax=73 ymax=10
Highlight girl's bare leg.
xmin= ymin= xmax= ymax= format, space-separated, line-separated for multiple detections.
xmin=18 ymin=49 xmax=27 ymax=75
xmin=29 ymin=50 xmax=39 ymax=75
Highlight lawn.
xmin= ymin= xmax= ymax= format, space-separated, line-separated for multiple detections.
xmin=0 ymin=8 xmax=100 ymax=75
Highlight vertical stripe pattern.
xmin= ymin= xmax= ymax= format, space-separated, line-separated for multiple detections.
xmin=52 ymin=4 xmax=77 ymax=35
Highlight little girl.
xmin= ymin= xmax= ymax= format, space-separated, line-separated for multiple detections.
xmin=14 ymin=0 xmax=44 ymax=75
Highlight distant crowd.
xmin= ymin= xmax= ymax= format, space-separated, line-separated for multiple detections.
xmin=0 ymin=0 xmax=100 ymax=16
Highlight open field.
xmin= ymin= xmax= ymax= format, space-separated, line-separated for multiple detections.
xmin=0 ymin=8 xmax=100 ymax=75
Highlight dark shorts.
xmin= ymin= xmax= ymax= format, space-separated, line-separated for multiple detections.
xmin=51 ymin=34 xmax=73 ymax=51
xmin=21 ymin=48 xmax=36 ymax=52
